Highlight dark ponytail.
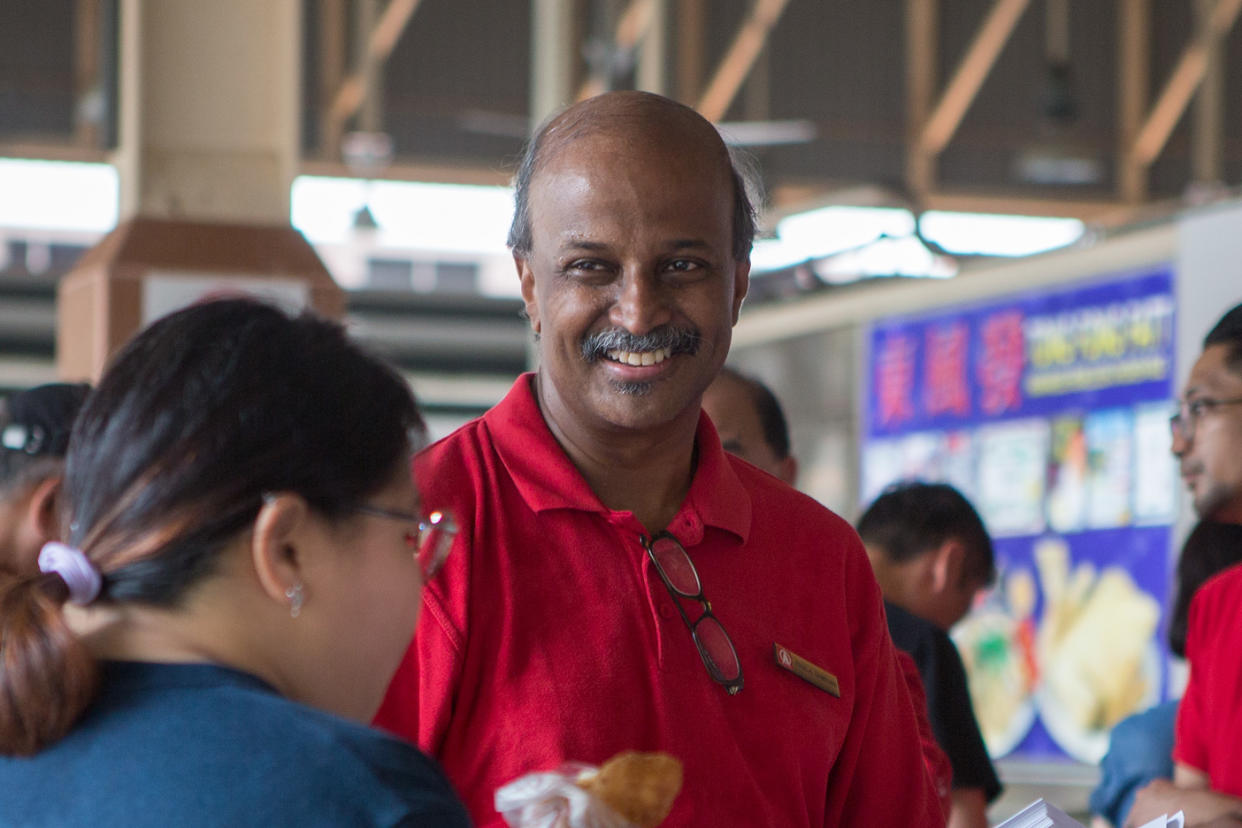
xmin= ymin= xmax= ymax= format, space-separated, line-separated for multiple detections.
xmin=0 ymin=298 xmax=422 ymax=755
xmin=0 ymin=573 xmax=98 ymax=755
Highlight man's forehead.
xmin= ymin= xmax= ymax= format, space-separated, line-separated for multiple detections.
xmin=1186 ymin=344 xmax=1242 ymax=394
xmin=525 ymin=140 xmax=735 ymax=239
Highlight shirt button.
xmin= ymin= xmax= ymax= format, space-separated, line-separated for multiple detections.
xmin=660 ymin=605 xmax=675 ymax=619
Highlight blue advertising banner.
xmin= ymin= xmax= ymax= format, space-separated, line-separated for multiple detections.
xmin=861 ymin=266 xmax=1178 ymax=763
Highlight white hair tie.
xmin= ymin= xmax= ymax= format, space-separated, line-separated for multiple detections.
xmin=38 ymin=541 xmax=102 ymax=606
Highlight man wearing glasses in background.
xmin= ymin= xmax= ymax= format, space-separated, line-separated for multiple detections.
xmin=1129 ymin=302 xmax=1242 ymax=828
xmin=375 ymin=90 xmax=940 ymax=826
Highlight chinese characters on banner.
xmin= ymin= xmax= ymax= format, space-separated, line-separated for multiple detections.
xmin=863 ymin=268 xmax=1178 ymax=763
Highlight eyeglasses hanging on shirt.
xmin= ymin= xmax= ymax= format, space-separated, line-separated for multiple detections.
xmin=642 ymin=532 xmax=744 ymax=695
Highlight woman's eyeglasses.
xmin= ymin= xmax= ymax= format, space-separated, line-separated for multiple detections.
xmin=642 ymin=532 xmax=744 ymax=695
xmin=351 ymin=504 xmax=457 ymax=581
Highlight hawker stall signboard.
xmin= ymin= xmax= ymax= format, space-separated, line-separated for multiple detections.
xmin=862 ymin=267 xmax=1177 ymax=763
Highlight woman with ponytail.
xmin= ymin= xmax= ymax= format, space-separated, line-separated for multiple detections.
xmin=0 ymin=298 xmax=470 ymax=827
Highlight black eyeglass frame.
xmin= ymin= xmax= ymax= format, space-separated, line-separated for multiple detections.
xmin=642 ymin=531 xmax=744 ymax=695
xmin=1169 ymin=396 xmax=1242 ymax=443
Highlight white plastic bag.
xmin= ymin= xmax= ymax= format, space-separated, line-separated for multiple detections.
xmin=495 ymin=764 xmax=635 ymax=828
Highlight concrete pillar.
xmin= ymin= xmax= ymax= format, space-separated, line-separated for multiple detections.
xmin=58 ymin=0 xmax=343 ymax=381
xmin=114 ymin=0 xmax=300 ymax=223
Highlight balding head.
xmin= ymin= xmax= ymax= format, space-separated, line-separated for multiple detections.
xmin=508 ymin=91 xmax=756 ymax=262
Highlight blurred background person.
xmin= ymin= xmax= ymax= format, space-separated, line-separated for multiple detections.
xmin=1092 ymin=520 xmax=1242 ymax=828
xmin=0 ymin=299 xmax=469 ymax=827
xmin=1129 ymin=303 xmax=1242 ymax=826
xmin=1171 ymin=302 xmax=1242 ymax=526
xmin=0 ymin=382 xmax=90 ymax=575
xmin=857 ymin=481 xmax=1002 ymax=828
xmin=701 ymin=366 xmax=797 ymax=485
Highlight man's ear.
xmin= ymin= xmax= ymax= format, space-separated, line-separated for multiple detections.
xmin=731 ymin=259 xmax=751 ymax=325
xmin=27 ymin=475 xmax=64 ymax=545
xmin=929 ymin=539 xmax=966 ymax=594
xmin=515 ymin=253 xmax=541 ymax=335
xmin=250 ymin=494 xmax=312 ymax=608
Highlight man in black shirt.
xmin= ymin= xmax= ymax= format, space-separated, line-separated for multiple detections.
xmin=858 ymin=481 xmax=1002 ymax=828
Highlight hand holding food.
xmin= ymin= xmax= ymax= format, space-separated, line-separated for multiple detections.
xmin=495 ymin=751 xmax=684 ymax=828
xmin=575 ymin=751 xmax=683 ymax=828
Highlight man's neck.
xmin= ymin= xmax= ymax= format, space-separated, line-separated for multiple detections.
xmin=534 ymin=376 xmax=700 ymax=533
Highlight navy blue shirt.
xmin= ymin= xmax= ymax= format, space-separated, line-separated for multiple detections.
xmin=0 ymin=661 xmax=472 ymax=827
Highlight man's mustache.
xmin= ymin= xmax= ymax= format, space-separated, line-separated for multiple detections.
xmin=580 ymin=326 xmax=701 ymax=363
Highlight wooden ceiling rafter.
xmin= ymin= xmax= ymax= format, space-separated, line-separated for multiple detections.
xmin=905 ymin=0 xmax=939 ymax=197
xmin=696 ymin=0 xmax=792 ymax=123
xmin=576 ymin=0 xmax=660 ymax=101
xmin=319 ymin=0 xmax=348 ymax=160
xmin=915 ymin=0 xmax=1031 ymax=159
xmin=1117 ymin=0 xmax=1151 ymax=202
xmin=1128 ymin=0 xmax=1242 ymax=168
xmin=74 ymin=0 xmax=103 ymax=148
xmin=324 ymin=0 xmax=426 ymax=152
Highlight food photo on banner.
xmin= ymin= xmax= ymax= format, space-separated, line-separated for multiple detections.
xmin=860 ymin=267 xmax=1178 ymax=764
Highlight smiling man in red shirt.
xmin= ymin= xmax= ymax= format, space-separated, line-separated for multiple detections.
xmin=375 ymin=90 xmax=941 ymax=827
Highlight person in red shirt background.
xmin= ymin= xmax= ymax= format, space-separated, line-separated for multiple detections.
xmin=1129 ymin=302 xmax=1242 ymax=827
xmin=375 ymin=90 xmax=942 ymax=826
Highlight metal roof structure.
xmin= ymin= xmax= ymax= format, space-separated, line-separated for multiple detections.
xmin=3 ymin=1 xmax=1242 ymax=227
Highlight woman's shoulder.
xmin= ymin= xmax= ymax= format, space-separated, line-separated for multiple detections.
xmin=260 ymin=694 xmax=472 ymax=825
xmin=183 ymin=667 xmax=463 ymax=807
xmin=0 ymin=662 xmax=471 ymax=826
xmin=104 ymin=662 xmax=469 ymax=823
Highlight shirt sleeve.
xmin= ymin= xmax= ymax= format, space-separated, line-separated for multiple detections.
xmin=822 ymin=534 xmax=946 ymax=826
xmin=1173 ymin=585 xmax=1212 ymax=774
xmin=1089 ymin=702 xmax=1177 ymax=826
xmin=373 ymin=588 xmax=466 ymax=755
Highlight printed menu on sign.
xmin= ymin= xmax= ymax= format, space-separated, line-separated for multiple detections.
xmin=863 ymin=267 xmax=1178 ymax=762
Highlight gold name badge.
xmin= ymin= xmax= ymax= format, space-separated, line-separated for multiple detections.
xmin=773 ymin=643 xmax=840 ymax=697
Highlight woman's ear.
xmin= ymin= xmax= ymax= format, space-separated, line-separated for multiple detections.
xmin=250 ymin=494 xmax=312 ymax=610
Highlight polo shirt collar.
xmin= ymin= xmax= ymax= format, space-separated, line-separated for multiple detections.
xmin=487 ymin=373 xmax=751 ymax=544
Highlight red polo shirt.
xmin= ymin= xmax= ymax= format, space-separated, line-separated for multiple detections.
xmin=1174 ymin=562 xmax=1242 ymax=795
xmin=376 ymin=374 xmax=941 ymax=827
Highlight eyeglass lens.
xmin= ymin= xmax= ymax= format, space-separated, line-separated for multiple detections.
xmin=648 ymin=535 xmax=702 ymax=596
xmin=1170 ymin=402 xmax=1191 ymax=440
xmin=692 ymin=615 xmax=739 ymax=679
xmin=418 ymin=510 xmax=455 ymax=579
